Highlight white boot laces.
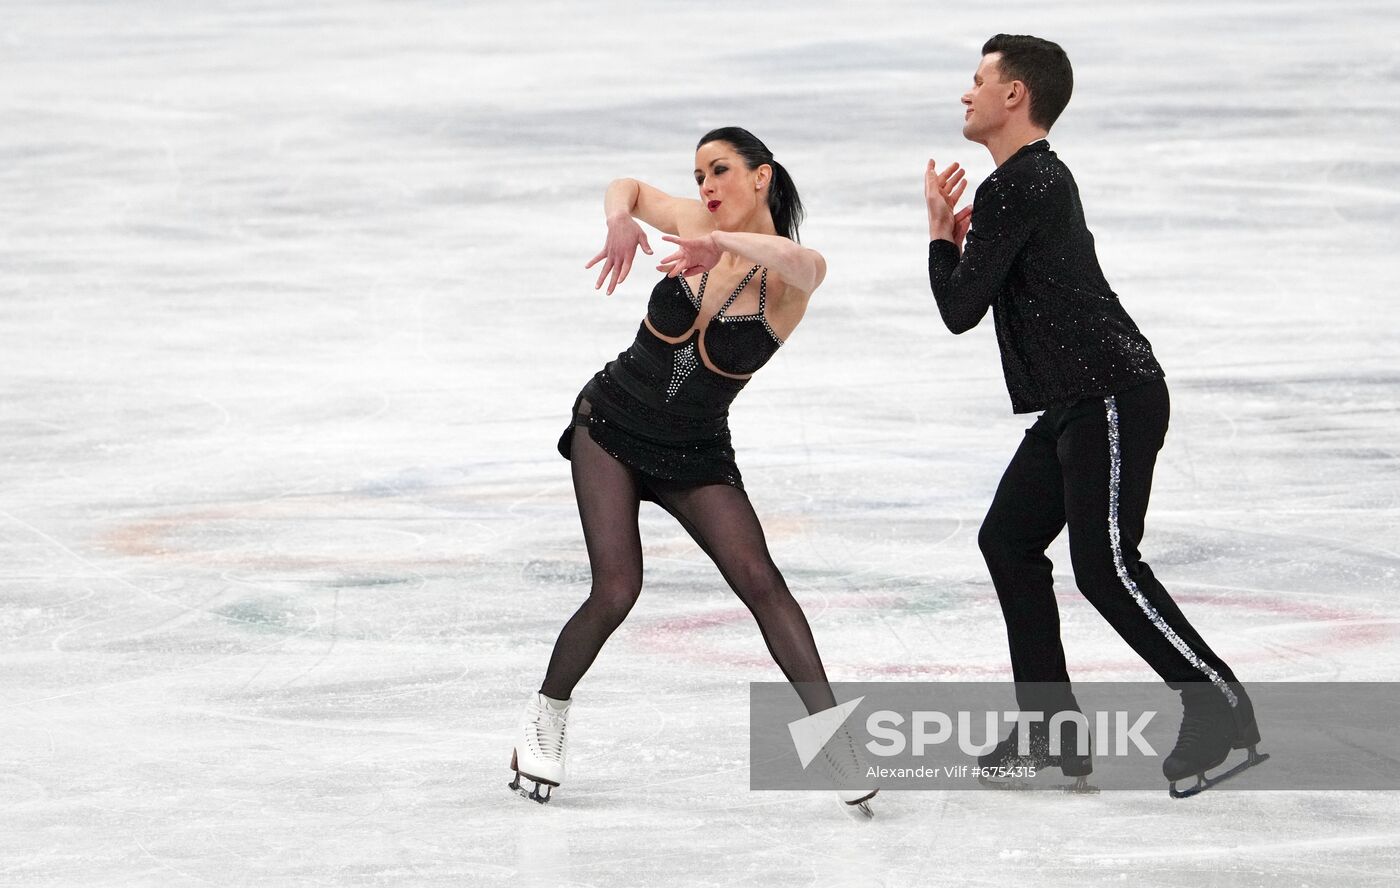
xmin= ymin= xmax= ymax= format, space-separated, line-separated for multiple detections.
xmin=529 ymin=699 xmax=568 ymax=762
xmin=820 ymin=730 xmax=863 ymax=781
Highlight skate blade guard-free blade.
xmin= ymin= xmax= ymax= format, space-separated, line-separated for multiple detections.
xmin=509 ymin=749 xmax=560 ymax=804
xmin=847 ymin=799 xmax=875 ymax=820
xmin=841 ymin=788 xmax=877 ymax=819
xmin=508 ymin=773 xmax=553 ymax=804
xmin=1169 ymin=746 xmax=1270 ymax=799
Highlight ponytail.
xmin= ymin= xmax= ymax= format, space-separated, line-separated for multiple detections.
xmin=766 ymin=160 xmax=804 ymax=243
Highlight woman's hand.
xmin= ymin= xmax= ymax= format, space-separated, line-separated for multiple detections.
xmin=656 ymin=233 xmax=722 ymax=278
xmin=585 ymin=216 xmax=653 ymax=295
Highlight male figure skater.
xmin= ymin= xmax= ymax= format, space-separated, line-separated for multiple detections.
xmin=924 ymin=34 xmax=1266 ymax=795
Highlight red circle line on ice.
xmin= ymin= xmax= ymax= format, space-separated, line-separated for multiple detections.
xmin=633 ymin=591 xmax=1391 ymax=676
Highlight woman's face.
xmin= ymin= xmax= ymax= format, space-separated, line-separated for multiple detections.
xmin=693 ymin=141 xmax=768 ymax=230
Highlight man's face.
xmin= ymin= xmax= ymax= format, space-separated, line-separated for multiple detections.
xmin=961 ymin=53 xmax=1013 ymax=143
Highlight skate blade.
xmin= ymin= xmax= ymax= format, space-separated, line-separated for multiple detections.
xmin=508 ymin=750 xmax=559 ymax=804
xmin=842 ymin=789 xmax=877 ymax=819
xmin=508 ymin=772 xmax=556 ymax=804
xmin=1170 ymin=746 xmax=1270 ymax=799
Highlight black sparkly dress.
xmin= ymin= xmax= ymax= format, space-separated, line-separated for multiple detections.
xmin=557 ymin=265 xmax=782 ymax=500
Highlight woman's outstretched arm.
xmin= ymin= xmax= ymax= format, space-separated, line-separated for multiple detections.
xmin=657 ymin=230 xmax=826 ymax=296
xmin=586 ymin=179 xmax=704 ymax=295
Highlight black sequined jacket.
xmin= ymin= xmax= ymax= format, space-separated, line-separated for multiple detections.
xmin=927 ymin=140 xmax=1164 ymax=414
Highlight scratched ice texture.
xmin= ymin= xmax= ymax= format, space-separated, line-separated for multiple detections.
xmin=2 ymin=1 xmax=1398 ymax=885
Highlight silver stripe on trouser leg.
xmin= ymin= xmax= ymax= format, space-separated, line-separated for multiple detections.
xmin=1104 ymin=396 xmax=1238 ymax=707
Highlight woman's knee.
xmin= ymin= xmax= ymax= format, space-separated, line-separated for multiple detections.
xmin=586 ymin=575 xmax=642 ymax=625
xmin=729 ymin=558 xmax=790 ymax=608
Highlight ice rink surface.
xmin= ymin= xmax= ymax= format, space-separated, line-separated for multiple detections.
xmin=3 ymin=0 xmax=1399 ymax=884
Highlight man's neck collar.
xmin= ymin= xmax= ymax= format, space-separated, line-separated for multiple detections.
xmin=986 ymin=128 xmax=1051 ymax=167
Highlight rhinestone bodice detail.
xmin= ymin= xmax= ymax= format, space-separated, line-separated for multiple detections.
xmin=643 ymin=267 xmax=782 ymax=402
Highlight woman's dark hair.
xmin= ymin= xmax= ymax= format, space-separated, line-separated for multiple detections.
xmin=696 ymin=127 xmax=804 ymax=242
xmin=982 ymin=34 xmax=1073 ymax=130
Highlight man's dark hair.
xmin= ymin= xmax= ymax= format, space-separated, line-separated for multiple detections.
xmin=982 ymin=34 xmax=1073 ymax=130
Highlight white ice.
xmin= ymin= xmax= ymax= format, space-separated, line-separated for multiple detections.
xmin=2 ymin=1 xmax=1399 ymax=885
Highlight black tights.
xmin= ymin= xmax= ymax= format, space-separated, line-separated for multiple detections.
xmin=539 ymin=423 xmax=836 ymax=715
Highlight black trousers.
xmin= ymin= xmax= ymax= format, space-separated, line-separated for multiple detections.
xmin=978 ymin=379 xmax=1240 ymax=715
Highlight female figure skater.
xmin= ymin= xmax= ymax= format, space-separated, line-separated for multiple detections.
xmin=509 ymin=127 xmax=874 ymax=812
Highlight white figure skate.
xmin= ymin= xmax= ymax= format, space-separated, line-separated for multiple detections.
xmin=509 ymin=692 xmax=570 ymax=804
xmin=818 ymin=728 xmax=878 ymax=817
